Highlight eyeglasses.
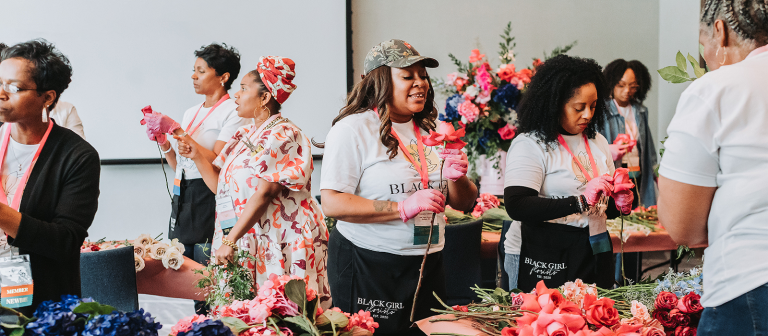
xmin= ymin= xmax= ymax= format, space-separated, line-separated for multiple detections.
xmin=0 ymin=83 xmax=39 ymax=94
xmin=616 ymin=83 xmax=640 ymax=92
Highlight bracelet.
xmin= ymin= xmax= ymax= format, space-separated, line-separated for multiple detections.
xmin=221 ymin=238 xmax=238 ymax=250
xmin=178 ymin=130 xmax=189 ymax=138
xmin=576 ymin=195 xmax=587 ymax=213
xmin=161 ymin=145 xmax=173 ymax=154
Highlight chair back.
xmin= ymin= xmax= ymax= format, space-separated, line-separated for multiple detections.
xmin=80 ymin=246 xmax=139 ymax=311
xmin=442 ymin=219 xmax=483 ymax=306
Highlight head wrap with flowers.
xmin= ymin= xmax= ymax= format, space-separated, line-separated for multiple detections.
xmin=256 ymin=56 xmax=297 ymax=104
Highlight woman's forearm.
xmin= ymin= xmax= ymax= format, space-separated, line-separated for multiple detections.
xmin=446 ymin=176 xmax=477 ymax=212
xmin=321 ymin=189 xmax=401 ymax=223
xmin=225 ymin=180 xmax=284 ymax=242
xmin=161 ymin=141 xmax=178 ymax=170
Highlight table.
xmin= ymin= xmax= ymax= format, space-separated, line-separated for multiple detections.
xmin=135 ymin=256 xmax=206 ymax=300
xmin=480 ymin=231 xmax=706 ymax=259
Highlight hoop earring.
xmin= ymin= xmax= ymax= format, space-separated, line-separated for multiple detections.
xmin=264 ymin=106 xmax=271 ymax=116
xmin=42 ymin=106 xmax=48 ymax=122
xmin=720 ymin=48 xmax=728 ymax=65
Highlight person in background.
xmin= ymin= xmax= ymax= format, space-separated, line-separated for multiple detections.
xmin=321 ymin=39 xmax=477 ymax=335
xmin=0 ymin=39 xmax=100 ymax=315
xmin=503 ymin=55 xmax=632 ymax=291
xmin=140 ymin=43 xmax=245 ymax=315
xmin=599 ymin=59 xmax=656 ymax=208
xmin=599 ymin=59 xmax=656 ymax=284
xmin=176 ymin=56 xmax=330 ymax=308
xmin=658 ymin=0 xmax=768 ymax=333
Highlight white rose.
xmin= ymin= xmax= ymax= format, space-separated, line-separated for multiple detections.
xmin=464 ymin=84 xmax=479 ymax=98
xmin=134 ymin=253 xmax=145 ymax=272
xmin=170 ymin=238 xmax=185 ymax=254
xmin=136 ymin=233 xmax=154 ymax=247
xmin=147 ymin=242 xmax=170 ymax=260
xmin=162 ymin=247 xmax=184 ymax=270
xmin=133 ymin=244 xmax=147 ymax=258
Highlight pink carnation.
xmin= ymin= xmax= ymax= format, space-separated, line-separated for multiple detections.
xmin=457 ymin=101 xmax=480 ymax=122
xmin=347 ymin=310 xmax=380 ymax=333
xmin=170 ymin=315 xmax=209 ymax=335
xmin=472 ymin=193 xmax=501 ymax=217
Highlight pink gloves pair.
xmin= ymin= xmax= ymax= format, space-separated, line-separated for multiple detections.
xmin=140 ymin=105 xmax=181 ymax=145
xmin=397 ymin=189 xmax=445 ymax=222
xmin=439 ymin=148 xmax=468 ymax=182
xmin=581 ymin=168 xmax=635 ymax=215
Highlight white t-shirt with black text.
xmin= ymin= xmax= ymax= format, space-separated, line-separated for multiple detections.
xmin=503 ymin=132 xmax=615 ymax=255
xmin=320 ymin=111 xmax=448 ymax=256
xmin=173 ymin=98 xmax=246 ymax=180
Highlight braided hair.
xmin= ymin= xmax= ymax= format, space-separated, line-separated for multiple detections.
xmin=702 ymin=0 xmax=768 ymax=45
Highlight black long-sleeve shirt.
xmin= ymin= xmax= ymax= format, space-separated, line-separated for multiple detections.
xmin=503 ymin=186 xmax=621 ymax=222
xmin=6 ymin=123 xmax=100 ymax=315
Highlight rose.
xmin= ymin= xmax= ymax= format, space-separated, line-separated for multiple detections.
xmin=677 ymin=292 xmax=703 ymax=314
xmin=498 ymin=124 xmax=517 ymax=140
xmin=134 ymin=253 xmax=145 ymax=272
xmin=613 ymin=323 xmax=643 ymax=336
xmin=497 ymin=64 xmax=516 ymax=82
xmin=422 ymin=121 xmax=467 ymax=150
xmin=510 ymin=293 xmax=525 ymax=306
xmin=669 ymin=309 xmax=690 ymax=327
xmin=170 ymin=238 xmax=186 ymax=255
xmin=133 ymin=244 xmax=147 ymax=258
xmin=162 ymin=247 xmax=184 ymax=270
xmin=451 ymin=305 xmax=468 ymax=312
xmin=651 ymin=309 xmax=676 ymax=329
xmin=654 ymin=291 xmax=678 ymax=310
xmin=463 ymin=84 xmax=479 ymax=98
xmin=674 ymin=326 xmax=696 ymax=336
xmin=613 ymin=134 xmax=637 ymax=152
xmin=583 ymin=295 xmax=620 ymax=328
xmin=136 ymin=234 xmax=155 ymax=246
xmin=640 ymin=327 xmax=665 ymax=336
xmin=630 ymin=300 xmax=651 ymax=323
xmin=147 ymin=242 xmax=170 ymax=260
xmin=532 ymin=311 xmax=586 ymax=336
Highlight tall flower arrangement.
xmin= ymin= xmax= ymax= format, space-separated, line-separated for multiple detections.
xmin=437 ymin=23 xmax=576 ymax=177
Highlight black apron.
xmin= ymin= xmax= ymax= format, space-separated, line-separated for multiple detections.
xmin=517 ymin=221 xmax=614 ymax=292
xmin=169 ymin=172 xmax=216 ymax=244
xmin=327 ymin=229 xmax=446 ymax=334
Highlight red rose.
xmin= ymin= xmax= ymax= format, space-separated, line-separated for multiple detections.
xmin=677 ymin=293 xmax=703 ymax=314
xmin=90 ymin=245 xmax=101 ymax=252
xmin=651 ymin=309 xmax=676 ymax=329
xmin=584 ymin=296 xmax=620 ymax=327
xmin=498 ymin=124 xmax=517 ymax=140
xmin=669 ymin=309 xmax=691 ymax=327
xmin=655 ymin=292 xmax=678 ymax=310
xmin=674 ymin=326 xmax=696 ymax=336
xmin=451 ymin=305 xmax=468 ymax=312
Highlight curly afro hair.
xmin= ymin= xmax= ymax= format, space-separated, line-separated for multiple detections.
xmin=516 ymin=54 xmax=609 ymax=146
xmin=603 ymin=59 xmax=652 ymax=105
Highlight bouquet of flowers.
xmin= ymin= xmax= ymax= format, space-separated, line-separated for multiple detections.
xmin=436 ymin=22 xmax=576 ymax=177
xmin=195 ymin=249 xmax=258 ymax=310
xmin=445 ymin=193 xmax=512 ymax=232
xmin=81 ymin=233 xmax=185 ymax=272
xmin=173 ymin=275 xmax=378 ymax=336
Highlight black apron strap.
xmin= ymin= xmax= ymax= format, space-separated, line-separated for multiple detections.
xmin=169 ymin=171 xmax=216 ymax=244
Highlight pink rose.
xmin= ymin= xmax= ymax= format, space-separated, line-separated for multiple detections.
xmin=583 ymin=295 xmax=620 ymax=328
xmin=640 ymin=327 xmax=665 ymax=336
xmin=457 ymin=101 xmax=480 ymax=122
xmin=471 ymin=193 xmax=501 ymax=217
xmin=533 ymin=311 xmax=586 ymax=336
xmin=677 ymin=292 xmax=703 ymax=314
xmin=498 ymin=124 xmax=517 ymax=140
xmin=497 ymin=64 xmax=516 ymax=82
xmin=422 ymin=121 xmax=467 ymax=150
xmin=613 ymin=134 xmax=637 ymax=152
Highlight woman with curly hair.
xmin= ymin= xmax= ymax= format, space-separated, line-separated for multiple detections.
xmin=502 ymin=54 xmax=632 ymax=292
xmin=320 ymin=39 xmax=477 ymax=335
xmin=599 ymin=59 xmax=656 ymax=208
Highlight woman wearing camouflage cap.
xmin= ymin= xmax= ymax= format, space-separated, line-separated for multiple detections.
xmin=320 ymin=39 xmax=477 ymax=334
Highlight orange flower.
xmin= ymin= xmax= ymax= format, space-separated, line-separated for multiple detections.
xmin=422 ymin=121 xmax=467 ymax=149
xmin=469 ymin=49 xmax=486 ymax=63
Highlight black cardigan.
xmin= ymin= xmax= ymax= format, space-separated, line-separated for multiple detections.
xmin=5 ymin=123 xmax=100 ymax=316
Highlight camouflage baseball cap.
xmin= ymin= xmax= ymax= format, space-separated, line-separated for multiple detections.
xmin=363 ymin=39 xmax=439 ymax=76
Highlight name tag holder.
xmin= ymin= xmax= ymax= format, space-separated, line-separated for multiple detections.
xmin=0 ymin=255 xmax=33 ymax=308
xmin=216 ymin=194 xmax=238 ymax=236
xmin=413 ymin=211 xmax=444 ymax=245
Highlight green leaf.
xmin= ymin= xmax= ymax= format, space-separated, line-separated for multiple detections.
xmin=688 ymin=54 xmax=707 ymax=78
xmin=284 ymin=279 xmax=308 ymax=314
xmin=9 ymin=328 xmax=24 ymax=336
xmin=676 ymin=51 xmax=688 ymax=73
xmin=307 ymin=297 xmax=319 ymax=324
xmin=284 ymin=316 xmax=315 ymax=334
xmin=220 ymin=316 xmax=252 ymax=334
xmin=72 ymin=302 xmax=117 ymax=319
xmin=316 ymin=310 xmax=349 ymax=329
xmin=657 ymin=66 xmax=692 ymax=83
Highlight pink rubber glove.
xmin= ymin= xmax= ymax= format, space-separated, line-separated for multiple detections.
xmin=582 ymin=174 xmax=614 ymax=206
xmin=146 ymin=127 xmax=167 ymax=145
xmin=439 ymin=148 xmax=468 ymax=181
xmin=140 ymin=105 xmax=181 ymax=142
xmin=614 ymin=189 xmax=634 ymax=215
xmin=608 ymin=144 xmax=630 ymax=161
xmin=397 ymin=189 xmax=446 ymax=222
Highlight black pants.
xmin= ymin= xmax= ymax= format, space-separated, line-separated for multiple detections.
xmin=327 ymin=229 xmax=445 ymax=335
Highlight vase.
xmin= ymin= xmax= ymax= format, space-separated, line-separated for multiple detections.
xmin=477 ymin=150 xmax=506 ymax=196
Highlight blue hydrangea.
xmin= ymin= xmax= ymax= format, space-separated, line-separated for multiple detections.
xmin=492 ymin=84 xmax=520 ymax=110
xmin=440 ymin=94 xmax=464 ymax=122
xmin=478 ymin=129 xmax=495 ymax=149
xmin=176 ymin=320 xmax=234 ymax=336
xmin=82 ymin=309 xmax=162 ymax=336
xmin=26 ymin=295 xmax=93 ymax=336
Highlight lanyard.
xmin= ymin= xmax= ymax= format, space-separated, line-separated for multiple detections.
xmin=224 ymin=113 xmax=282 ymax=176
xmin=0 ymin=122 xmax=54 ymax=210
xmin=185 ymin=94 xmax=230 ymax=136
xmin=373 ymin=109 xmax=430 ymax=188
xmin=613 ymin=100 xmax=637 ymax=141
xmin=557 ymin=134 xmax=599 ymax=182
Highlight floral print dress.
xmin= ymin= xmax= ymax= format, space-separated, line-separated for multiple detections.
xmin=211 ymin=120 xmax=330 ymax=307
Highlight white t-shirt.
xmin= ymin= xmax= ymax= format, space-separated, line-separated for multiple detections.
xmin=503 ymin=132 xmax=615 ymax=255
xmin=173 ymin=99 xmax=245 ymax=180
xmin=320 ymin=111 xmax=448 ymax=256
xmin=49 ymin=101 xmax=85 ymax=139
xmin=658 ymin=48 xmax=768 ymax=307
xmin=615 ymin=102 xmax=640 ymax=169
xmin=0 ymin=127 xmax=39 ymax=257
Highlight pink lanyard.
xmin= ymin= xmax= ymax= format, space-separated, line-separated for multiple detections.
xmin=557 ymin=134 xmax=599 ymax=182
xmin=225 ymin=113 xmax=282 ymax=175
xmin=374 ymin=109 xmax=430 ymax=188
xmin=0 ymin=122 xmax=54 ymax=210
xmin=185 ymin=94 xmax=230 ymax=136
xmin=613 ymin=100 xmax=637 ymax=141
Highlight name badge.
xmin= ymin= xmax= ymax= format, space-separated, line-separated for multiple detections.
xmin=216 ymin=195 xmax=238 ymax=235
xmin=0 ymin=255 xmax=33 ymax=308
xmin=173 ymin=178 xmax=181 ymax=196
xmin=413 ymin=211 xmax=444 ymax=245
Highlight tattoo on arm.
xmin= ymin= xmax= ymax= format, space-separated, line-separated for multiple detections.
xmin=373 ymin=200 xmax=388 ymax=212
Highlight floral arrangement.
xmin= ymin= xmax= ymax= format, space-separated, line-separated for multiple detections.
xmin=445 ymin=193 xmax=511 ymax=232
xmin=195 ymin=249 xmax=258 ymax=310
xmin=81 ymin=233 xmax=185 ymax=272
xmin=0 ymin=295 xmax=162 ymax=335
xmin=436 ymin=22 xmax=576 ymax=177
xmin=173 ymin=275 xmax=378 ymax=336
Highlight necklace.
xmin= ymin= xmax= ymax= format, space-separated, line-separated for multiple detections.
xmin=264 ymin=117 xmax=285 ymax=130
xmin=9 ymin=140 xmax=34 ymax=172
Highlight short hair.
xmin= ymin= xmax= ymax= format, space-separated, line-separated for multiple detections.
xmin=516 ymin=54 xmax=609 ymax=146
xmin=603 ymin=59 xmax=652 ymax=105
xmin=194 ymin=43 xmax=241 ymax=91
xmin=701 ymin=0 xmax=768 ymax=46
xmin=1 ymin=39 xmax=72 ymax=110
xmin=0 ymin=43 xmax=7 ymax=54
